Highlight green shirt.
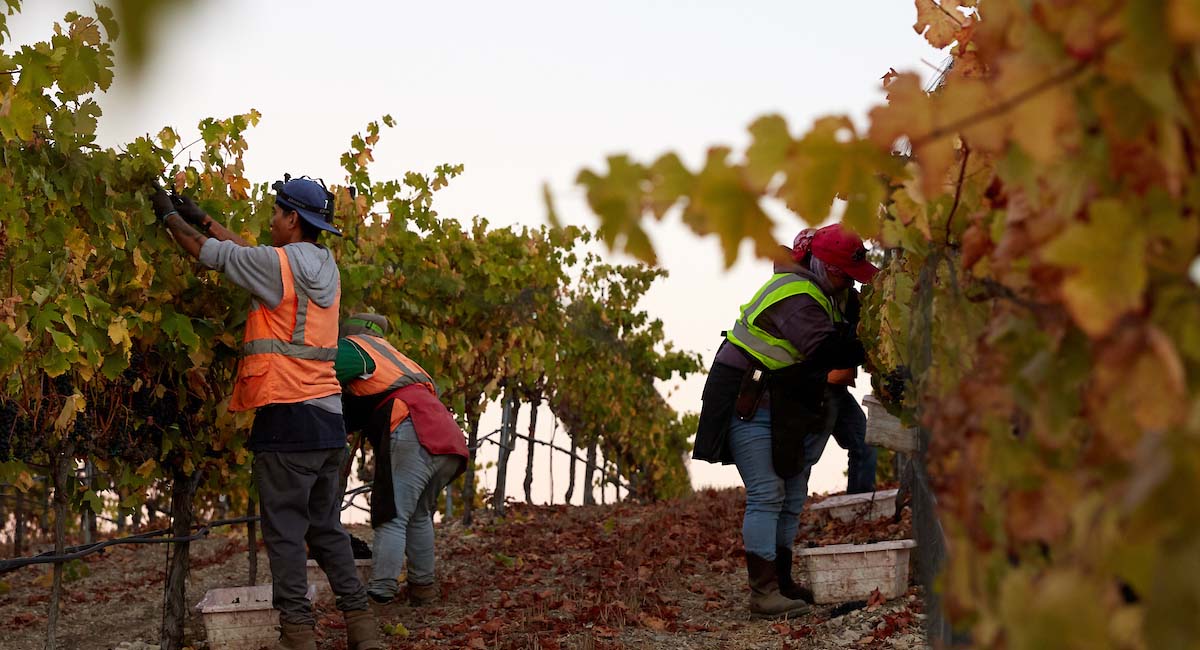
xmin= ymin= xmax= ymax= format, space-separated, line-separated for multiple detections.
xmin=335 ymin=338 xmax=376 ymax=384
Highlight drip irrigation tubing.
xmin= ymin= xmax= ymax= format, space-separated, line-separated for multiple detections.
xmin=2 ymin=485 xmax=375 ymax=574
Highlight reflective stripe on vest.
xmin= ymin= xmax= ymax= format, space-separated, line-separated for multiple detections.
xmin=229 ymin=246 xmax=342 ymax=412
xmin=725 ymin=273 xmax=839 ymax=370
xmin=344 ymin=334 xmax=438 ymax=397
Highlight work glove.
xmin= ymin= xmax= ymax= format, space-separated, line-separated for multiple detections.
xmin=171 ymin=194 xmax=209 ymax=227
xmin=148 ymin=183 xmax=177 ymax=221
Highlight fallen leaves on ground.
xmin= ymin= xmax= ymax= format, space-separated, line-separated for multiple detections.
xmin=1 ymin=487 xmax=925 ymax=649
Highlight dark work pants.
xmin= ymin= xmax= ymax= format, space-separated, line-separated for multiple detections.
xmin=827 ymin=386 xmax=877 ymax=494
xmin=253 ymin=449 xmax=369 ymax=625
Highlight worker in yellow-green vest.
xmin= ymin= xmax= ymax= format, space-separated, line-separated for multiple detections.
xmin=693 ymin=223 xmax=878 ymax=619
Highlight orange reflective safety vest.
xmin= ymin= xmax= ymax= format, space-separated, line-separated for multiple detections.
xmin=343 ymin=333 xmax=437 ymax=431
xmin=344 ymin=334 xmax=469 ymax=460
xmin=229 ymin=248 xmax=342 ymax=412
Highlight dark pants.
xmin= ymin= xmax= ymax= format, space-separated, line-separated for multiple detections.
xmin=826 ymin=386 xmax=877 ymax=494
xmin=254 ymin=449 xmax=369 ymax=625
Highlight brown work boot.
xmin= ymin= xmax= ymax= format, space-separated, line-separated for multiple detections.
xmin=344 ymin=607 xmax=384 ymax=650
xmin=407 ymin=580 xmax=439 ymax=606
xmin=775 ymin=546 xmax=816 ymax=604
xmin=274 ymin=622 xmax=316 ymax=650
xmin=746 ymin=552 xmax=810 ymax=619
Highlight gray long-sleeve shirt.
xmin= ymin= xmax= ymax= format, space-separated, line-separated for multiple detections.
xmin=199 ymin=240 xmax=340 ymax=310
xmin=199 ymin=239 xmax=343 ymax=416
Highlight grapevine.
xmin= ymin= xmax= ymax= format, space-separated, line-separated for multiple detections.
xmin=575 ymin=2 xmax=1200 ymax=646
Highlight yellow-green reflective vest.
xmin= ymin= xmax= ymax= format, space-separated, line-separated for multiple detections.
xmin=726 ymin=273 xmax=840 ymax=370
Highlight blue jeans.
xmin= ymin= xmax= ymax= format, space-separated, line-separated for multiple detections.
xmin=827 ymin=387 xmax=876 ymax=494
xmin=367 ymin=419 xmax=461 ymax=601
xmin=730 ymin=407 xmax=830 ymax=559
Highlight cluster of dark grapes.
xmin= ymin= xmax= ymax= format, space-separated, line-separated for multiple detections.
xmin=0 ymin=398 xmax=35 ymax=462
xmin=51 ymin=373 xmax=74 ymax=397
xmin=129 ymin=385 xmax=182 ymax=432
xmin=881 ymin=366 xmax=912 ymax=405
xmin=58 ymin=350 xmax=174 ymax=463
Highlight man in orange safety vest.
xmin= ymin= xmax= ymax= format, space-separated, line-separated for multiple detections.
xmin=151 ymin=177 xmax=381 ymax=650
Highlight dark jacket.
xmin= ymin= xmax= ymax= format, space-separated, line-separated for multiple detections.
xmin=693 ymin=264 xmax=864 ymax=478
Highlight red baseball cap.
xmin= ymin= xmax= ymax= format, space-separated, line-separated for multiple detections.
xmin=809 ymin=224 xmax=879 ymax=283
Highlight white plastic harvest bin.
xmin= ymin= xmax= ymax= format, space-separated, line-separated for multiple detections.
xmin=794 ymin=539 xmax=916 ymax=604
xmin=195 ymin=584 xmax=316 ymax=650
xmin=305 ymin=558 xmax=373 ymax=596
xmin=863 ymin=394 xmax=919 ymax=454
xmin=808 ymin=489 xmax=899 ymax=523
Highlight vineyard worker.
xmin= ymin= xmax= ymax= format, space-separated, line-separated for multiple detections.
xmin=792 ymin=229 xmax=877 ymax=495
xmin=692 ymin=223 xmax=876 ymax=619
xmin=149 ymin=178 xmax=383 ymax=650
xmin=334 ymin=313 xmax=468 ymax=606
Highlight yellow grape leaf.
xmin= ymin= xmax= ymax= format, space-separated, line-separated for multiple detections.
xmin=913 ymin=0 xmax=966 ymax=49
xmin=107 ymin=317 xmax=131 ymax=351
xmin=1126 ymin=327 xmax=1187 ymax=431
xmin=107 ymin=219 xmax=127 ymax=248
xmin=1041 ymin=199 xmax=1146 ymax=337
xmin=1168 ymin=0 xmax=1200 ymax=43
xmin=54 ymin=392 xmax=86 ymax=433
xmin=944 ymin=79 xmax=1004 ymax=153
xmin=869 ymin=74 xmax=953 ymax=198
xmin=158 ymin=126 xmax=178 ymax=151
xmin=131 ymin=247 xmax=153 ymax=289
xmin=228 ymin=174 xmax=251 ymax=200
xmin=993 ymin=54 xmax=1077 ymax=165
xmin=135 ymin=459 xmax=157 ymax=478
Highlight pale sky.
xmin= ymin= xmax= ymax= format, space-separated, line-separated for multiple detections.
xmin=8 ymin=1 xmax=942 ymax=506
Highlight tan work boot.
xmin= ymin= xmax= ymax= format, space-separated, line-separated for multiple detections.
xmin=407 ymin=580 xmax=438 ymax=606
xmin=344 ymin=607 xmax=384 ymax=650
xmin=274 ymin=622 xmax=316 ymax=650
xmin=746 ymin=552 xmax=810 ymax=619
xmin=774 ymin=546 xmax=816 ymax=604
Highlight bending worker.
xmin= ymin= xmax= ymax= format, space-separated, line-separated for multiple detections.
xmin=335 ymin=313 xmax=468 ymax=606
xmin=150 ymin=178 xmax=382 ymax=650
xmin=692 ymin=223 xmax=877 ymax=619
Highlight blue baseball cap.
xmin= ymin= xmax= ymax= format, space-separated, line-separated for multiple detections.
xmin=272 ymin=176 xmax=342 ymax=237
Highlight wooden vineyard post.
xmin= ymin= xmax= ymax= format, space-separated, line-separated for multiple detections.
xmin=45 ymin=442 xmax=73 ymax=650
xmin=565 ymin=435 xmax=577 ymax=504
xmin=583 ymin=441 xmax=597 ymax=506
xmin=492 ymin=388 xmax=518 ymax=517
xmin=160 ymin=470 xmax=202 ymax=650
xmin=461 ymin=400 xmax=481 ymax=526
xmin=523 ymin=395 xmax=540 ymax=504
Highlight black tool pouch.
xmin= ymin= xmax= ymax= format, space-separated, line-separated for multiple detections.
xmin=734 ymin=364 xmax=767 ymax=420
xmin=766 ymin=365 xmax=829 ymax=478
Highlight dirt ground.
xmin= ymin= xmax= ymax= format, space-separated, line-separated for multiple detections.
xmin=0 ymin=489 xmax=927 ymax=649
